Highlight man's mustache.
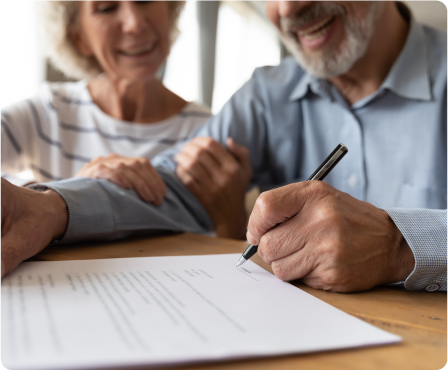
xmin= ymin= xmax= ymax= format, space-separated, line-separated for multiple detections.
xmin=280 ymin=3 xmax=346 ymax=34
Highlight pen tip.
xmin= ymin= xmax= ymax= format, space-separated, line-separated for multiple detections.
xmin=236 ymin=256 xmax=246 ymax=267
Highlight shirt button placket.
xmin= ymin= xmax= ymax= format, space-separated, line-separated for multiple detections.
xmin=348 ymin=174 xmax=358 ymax=187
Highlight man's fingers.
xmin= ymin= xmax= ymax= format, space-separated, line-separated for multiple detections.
xmin=175 ymin=149 xmax=215 ymax=182
xmin=270 ymin=248 xmax=316 ymax=281
xmin=247 ymin=181 xmax=326 ymax=245
xmin=2 ymin=217 xmax=54 ymax=278
xmin=181 ymin=141 xmax=222 ymax=171
xmin=226 ymin=138 xmax=252 ymax=173
xmin=256 ymin=208 xmax=322 ymax=264
xmin=175 ymin=166 xmax=203 ymax=197
xmin=188 ymin=137 xmax=231 ymax=168
xmin=2 ymin=237 xmax=27 ymax=278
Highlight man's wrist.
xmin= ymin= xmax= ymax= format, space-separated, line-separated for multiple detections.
xmin=29 ymin=185 xmax=69 ymax=241
xmin=388 ymin=219 xmax=415 ymax=284
xmin=45 ymin=189 xmax=69 ymax=241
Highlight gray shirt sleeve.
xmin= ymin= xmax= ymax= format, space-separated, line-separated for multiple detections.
xmin=33 ymin=168 xmax=213 ymax=243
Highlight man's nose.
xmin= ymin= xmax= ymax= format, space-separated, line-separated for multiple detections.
xmin=277 ymin=1 xmax=313 ymax=18
xmin=120 ymin=2 xmax=146 ymax=34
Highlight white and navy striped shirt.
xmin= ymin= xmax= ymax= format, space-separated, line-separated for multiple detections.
xmin=1 ymin=81 xmax=211 ymax=183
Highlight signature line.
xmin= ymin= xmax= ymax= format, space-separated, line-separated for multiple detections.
xmin=236 ymin=268 xmax=259 ymax=282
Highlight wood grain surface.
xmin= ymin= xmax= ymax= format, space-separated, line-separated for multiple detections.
xmin=28 ymin=233 xmax=447 ymax=370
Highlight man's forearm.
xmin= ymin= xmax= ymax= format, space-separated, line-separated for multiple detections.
xmin=33 ymin=169 xmax=214 ymax=243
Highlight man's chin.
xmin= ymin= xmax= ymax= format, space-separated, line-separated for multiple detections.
xmin=282 ymin=38 xmax=334 ymax=78
xmin=282 ymin=35 xmax=361 ymax=79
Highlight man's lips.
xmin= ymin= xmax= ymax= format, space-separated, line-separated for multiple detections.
xmin=284 ymin=14 xmax=338 ymax=48
xmin=297 ymin=15 xmax=336 ymax=37
xmin=293 ymin=15 xmax=336 ymax=40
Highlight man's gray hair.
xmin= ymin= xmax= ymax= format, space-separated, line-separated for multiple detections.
xmin=37 ymin=1 xmax=185 ymax=80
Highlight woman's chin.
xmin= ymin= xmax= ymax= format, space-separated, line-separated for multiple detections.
xmin=105 ymin=68 xmax=161 ymax=84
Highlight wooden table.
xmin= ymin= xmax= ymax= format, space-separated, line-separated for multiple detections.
xmin=29 ymin=233 xmax=447 ymax=370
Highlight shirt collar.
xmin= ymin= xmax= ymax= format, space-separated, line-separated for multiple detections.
xmin=381 ymin=17 xmax=432 ymax=101
xmin=289 ymin=72 xmax=330 ymax=101
xmin=289 ymin=14 xmax=432 ymax=102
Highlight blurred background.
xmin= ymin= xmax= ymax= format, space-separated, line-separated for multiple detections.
xmin=1 ymin=1 xmax=446 ymax=113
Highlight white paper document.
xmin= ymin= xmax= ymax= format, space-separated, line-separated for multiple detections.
xmin=2 ymin=254 xmax=400 ymax=369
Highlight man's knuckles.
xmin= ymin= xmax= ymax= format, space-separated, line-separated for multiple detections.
xmin=181 ymin=157 xmax=204 ymax=176
xmin=258 ymin=232 xmax=282 ymax=263
xmin=116 ymin=162 xmax=130 ymax=171
xmin=137 ymin=156 xmax=150 ymax=165
xmin=191 ymin=137 xmax=219 ymax=153
xmin=271 ymin=261 xmax=291 ymax=281
xmin=253 ymin=192 xmax=276 ymax=219
xmin=305 ymin=179 xmax=334 ymax=196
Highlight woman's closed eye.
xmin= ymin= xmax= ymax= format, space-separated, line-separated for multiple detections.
xmin=94 ymin=1 xmax=153 ymax=15
xmin=94 ymin=2 xmax=118 ymax=14
xmin=134 ymin=1 xmax=154 ymax=6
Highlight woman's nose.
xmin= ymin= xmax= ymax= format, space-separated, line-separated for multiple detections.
xmin=119 ymin=2 xmax=146 ymax=34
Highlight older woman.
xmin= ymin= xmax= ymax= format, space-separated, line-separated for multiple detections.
xmin=1 ymin=1 xmax=211 ymax=205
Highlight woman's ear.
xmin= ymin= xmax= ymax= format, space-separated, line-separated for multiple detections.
xmin=69 ymin=28 xmax=93 ymax=57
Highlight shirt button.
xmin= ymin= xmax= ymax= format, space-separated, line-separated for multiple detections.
xmin=426 ymin=283 xmax=440 ymax=292
xmin=348 ymin=174 xmax=358 ymax=187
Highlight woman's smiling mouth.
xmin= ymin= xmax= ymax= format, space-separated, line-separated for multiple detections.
xmin=120 ymin=42 xmax=157 ymax=56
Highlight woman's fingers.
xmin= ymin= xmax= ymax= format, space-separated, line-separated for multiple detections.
xmin=118 ymin=164 xmax=159 ymax=203
xmin=129 ymin=157 xmax=166 ymax=204
xmin=75 ymin=154 xmax=166 ymax=205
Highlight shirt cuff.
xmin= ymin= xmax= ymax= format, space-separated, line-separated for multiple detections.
xmin=30 ymin=178 xmax=116 ymax=243
xmin=384 ymin=208 xmax=447 ymax=292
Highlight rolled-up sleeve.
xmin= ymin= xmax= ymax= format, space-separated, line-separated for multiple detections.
xmin=385 ymin=208 xmax=447 ymax=291
xmin=32 ymin=169 xmax=213 ymax=243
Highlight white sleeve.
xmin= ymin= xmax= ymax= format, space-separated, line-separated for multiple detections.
xmin=1 ymin=99 xmax=36 ymax=174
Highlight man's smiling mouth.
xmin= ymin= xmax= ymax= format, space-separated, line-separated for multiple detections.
xmin=297 ymin=15 xmax=336 ymax=41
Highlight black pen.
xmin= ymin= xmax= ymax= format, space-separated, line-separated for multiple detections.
xmin=236 ymin=143 xmax=348 ymax=267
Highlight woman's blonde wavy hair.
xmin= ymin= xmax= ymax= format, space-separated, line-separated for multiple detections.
xmin=37 ymin=1 xmax=185 ymax=80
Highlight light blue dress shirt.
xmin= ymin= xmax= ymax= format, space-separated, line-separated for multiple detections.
xmin=42 ymin=18 xmax=446 ymax=291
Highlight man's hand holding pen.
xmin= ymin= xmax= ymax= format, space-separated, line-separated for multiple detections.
xmin=246 ymin=181 xmax=416 ymax=293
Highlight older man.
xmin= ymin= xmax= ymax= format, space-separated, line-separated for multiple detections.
xmin=2 ymin=2 xmax=446 ymax=292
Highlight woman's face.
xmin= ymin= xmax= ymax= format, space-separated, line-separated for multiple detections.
xmin=74 ymin=1 xmax=171 ymax=81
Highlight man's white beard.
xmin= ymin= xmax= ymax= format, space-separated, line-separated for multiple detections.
xmin=280 ymin=3 xmax=383 ymax=78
